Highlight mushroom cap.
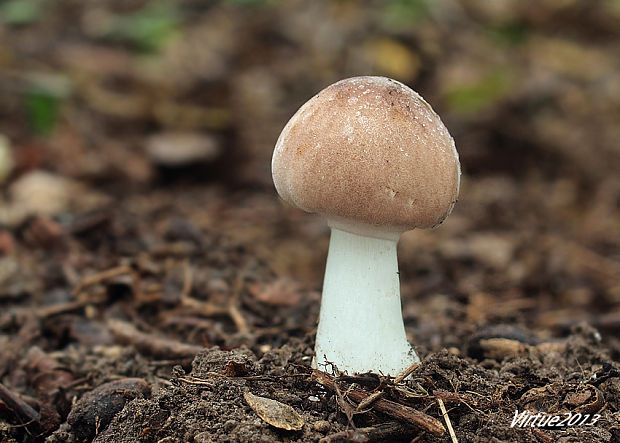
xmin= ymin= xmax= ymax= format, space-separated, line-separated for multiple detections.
xmin=272 ymin=76 xmax=460 ymax=231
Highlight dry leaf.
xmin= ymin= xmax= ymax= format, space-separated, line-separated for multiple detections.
xmin=244 ymin=392 xmax=304 ymax=431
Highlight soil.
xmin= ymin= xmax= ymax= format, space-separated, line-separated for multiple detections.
xmin=0 ymin=1 xmax=619 ymax=442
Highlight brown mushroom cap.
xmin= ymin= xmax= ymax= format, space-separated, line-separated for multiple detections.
xmin=272 ymin=76 xmax=460 ymax=231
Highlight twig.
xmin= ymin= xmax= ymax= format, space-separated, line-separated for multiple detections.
xmin=228 ymin=273 xmax=249 ymax=334
xmin=72 ymin=266 xmax=142 ymax=301
xmin=228 ymin=302 xmax=248 ymax=334
xmin=177 ymin=376 xmax=214 ymax=387
xmin=394 ymin=362 xmax=420 ymax=384
xmin=434 ymin=390 xmax=478 ymax=412
xmin=312 ymin=371 xmax=445 ymax=436
xmin=437 ymin=398 xmax=458 ymax=443
xmin=320 ymin=421 xmax=417 ymax=443
xmin=181 ymin=260 xmax=193 ymax=299
xmin=35 ymin=301 xmax=85 ymax=318
xmin=180 ymin=296 xmax=230 ymax=316
xmin=107 ymin=319 xmax=203 ymax=359
xmin=357 ymin=391 xmax=384 ymax=411
xmin=179 ymin=268 xmax=249 ymax=333
xmin=0 ymin=383 xmax=40 ymax=424
xmin=333 ymin=377 xmax=355 ymax=427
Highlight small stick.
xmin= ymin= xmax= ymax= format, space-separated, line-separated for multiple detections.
xmin=357 ymin=391 xmax=384 ymax=410
xmin=180 ymin=296 xmax=229 ymax=316
xmin=0 ymin=383 xmax=40 ymax=424
xmin=228 ymin=273 xmax=249 ymax=333
xmin=72 ymin=266 xmax=143 ymax=300
xmin=312 ymin=371 xmax=445 ymax=436
xmin=333 ymin=377 xmax=355 ymax=427
xmin=35 ymin=301 xmax=85 ymax=318
xmin=181 ymin=260 xmax=193 ymax=300
xmin=320 ymin=421 xmax=417 ymax=443
xmin=437 ymin=398 xmax=458 ymax=443
xmin=177 ymin=376 xmax=214 ymax=387
xmin=394 ymin=362 xmax=420 ymax=384
xmin=228 ymin=303 xmax=249 ymax=334
xmin=107 ymin=319 xmax=203 ymax=359
xmin=179 ymin=269 xmax=248 ymax=333
xmin=435 ymin=390 xmax=478 ymax=414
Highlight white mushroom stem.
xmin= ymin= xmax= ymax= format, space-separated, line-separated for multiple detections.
xmin=313 ymin=219 xmax=420 ymax=376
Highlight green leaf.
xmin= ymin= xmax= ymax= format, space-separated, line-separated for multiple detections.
xmin=24 ymin=89 xmax=60 ymax=135
xmin=488 ymin=23 xmax=529 ymax=47
xmin=0 ymin=0 xmax=42 ymax=26
xmin=107 ymin=1 xmax=182 ymax=52
xmin=382 ymin=0 xmax=431 ymax=28
xmin=443 ymin=69 xmax=515 ymax=114
xmin=23 ymin=74 xmax=70 ymax=136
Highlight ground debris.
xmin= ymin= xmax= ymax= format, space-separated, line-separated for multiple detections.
xmin=319 ymin=421 xmax=417 ymax=443
xmin=0 ymin=1 xmax=619 ymax=442
xmin=312 ymin=370 xmax=446 ymax=437
xmin=0 ymin=382 xmax=41 ymax=428
xmin=106 ymin=318 xmax=204 ymax=359
xmin=66 ymin=378 xmax=150 ymax=442
xmin=244 ymin=391 xmax=304 ymax=431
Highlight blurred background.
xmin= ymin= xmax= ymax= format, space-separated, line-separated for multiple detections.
xmin=0 ymin=0 xmax=619 ymax=352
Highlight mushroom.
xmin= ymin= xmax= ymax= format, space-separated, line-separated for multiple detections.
xmin=271 ymin=76 xmax=460 ymax=376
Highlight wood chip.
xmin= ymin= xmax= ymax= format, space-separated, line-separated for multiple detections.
xmin=107 ymin=318 xmax=204 ymax=359
xmin=244 ymin=392 xmax=304 ymax=431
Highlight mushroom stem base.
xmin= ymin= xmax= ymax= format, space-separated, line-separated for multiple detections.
xmin=313 ymin=222 xmax=419 ymax=376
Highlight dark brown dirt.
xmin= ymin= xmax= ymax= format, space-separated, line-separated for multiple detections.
xmin=0 ymin=1 xmax=619 ymax=442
